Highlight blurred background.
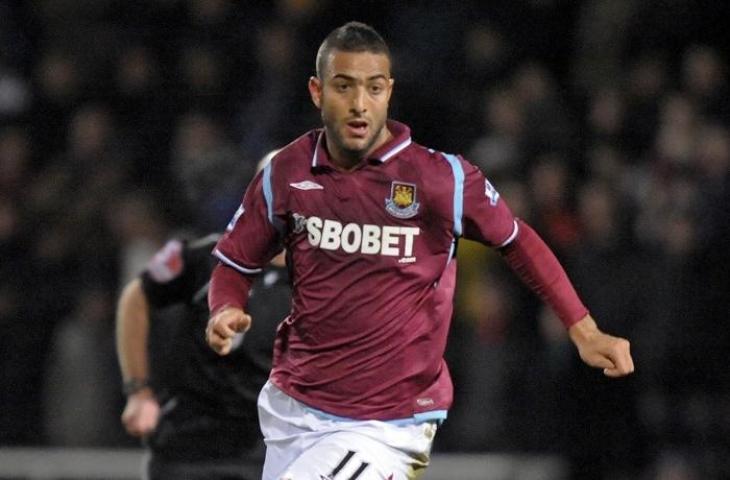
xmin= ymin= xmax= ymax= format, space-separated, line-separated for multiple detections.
xmin=1 ymin=0 xmax=729 ymax=479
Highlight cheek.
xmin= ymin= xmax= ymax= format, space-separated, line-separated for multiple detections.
xmin=372 ymin=99 xmax=390 ymax=119
xmin=372 ymin=93 xmax=390 ymax=111
xmin=321 ymin=99 xmax=346 ymax=121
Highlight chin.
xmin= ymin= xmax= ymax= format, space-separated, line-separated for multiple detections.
xmin=341 ymin=147 xmax=367 ymax=160
xmin=341 ymin=141 xmax=369 ymax=156
xmin=347 ymin=141 xmax=368 ymax=152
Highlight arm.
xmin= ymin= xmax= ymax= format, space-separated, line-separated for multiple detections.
xmin=500 ymin=219 xmax=634 ymax=377
xmin=205 ymin=263 xmax=253 ymax=355
xmin=205 ymin=163 xmax=282 ymax=355
xmin=456 ymin=158 xmax=633 ymax=377
xmin=115 ymin=278 xmax=160 ymax=436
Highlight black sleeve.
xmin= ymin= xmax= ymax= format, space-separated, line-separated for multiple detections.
xmin=141 ymin=234 xmax=220 ymax=308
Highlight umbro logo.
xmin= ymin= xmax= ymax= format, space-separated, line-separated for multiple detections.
xmin=290 ymin=180 xmax=324 ymax=190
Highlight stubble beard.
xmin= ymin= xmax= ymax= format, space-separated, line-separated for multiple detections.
xmin=327 ymin=118 xmax=386 ymax=163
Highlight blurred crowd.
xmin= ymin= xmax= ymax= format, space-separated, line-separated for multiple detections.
xmin=1 ymin=1 xmax=729 ymax=479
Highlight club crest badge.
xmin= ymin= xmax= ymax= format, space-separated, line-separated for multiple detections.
xmin=385 ymin=181 xmax=420 ymax=219
xmin=484 ymin=178 xmax=500 ymax=206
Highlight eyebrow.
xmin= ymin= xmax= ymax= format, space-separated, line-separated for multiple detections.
xmin=331 ymin=73 xmax=389 ymax=82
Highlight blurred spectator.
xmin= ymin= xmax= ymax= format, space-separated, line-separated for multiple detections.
xmin=0 ymin=2 xmax=33 ymax=122
xmin=622 ymin=55 xmax=669 ymax=159
xmin=1 ymin=215 xmax=80 ymax=444
xmin=585 ymin=87 xmax=627 ymax=151
xmin=468 ymin=86 xmax=525 ymax=179
xmin=0 ymin=126 xmax=31 ymax=199
xmin=42 ymin=287 xmax=126 ymax=446
xmin=171 ymin=112 xmax=255 ymax=232
xmin=512 ymin=62 xmax=576 ymax=158
xmin=445 ymin=22 xmax=515 ymax=148
xmin=680 ymin=45 xmax=730 ymax=125
xmin=29 ymin=51 xmax=83 ymax=163
xmin=111 ymin=44 xmax=172 ymax=185
xmin=383 ymin=1 xmax=471 ymax=150
xmin=104 ymin=191 xmax=170 ymax=286
xmin=0 ymin=64 xmax=30 ymax=121
xmin=235 ymin=20 xmax=316 ymax=163
xmin=175 ymin=44 xmax=230 ymax=117
xmin=559 ymin=180 xmax=650 ymax=479
xmin=571 ymin=0 xmax=637 ymax=94
xmin=28 ymin=103 xmax=132 ymax=262
xmin=526 ymin=153 xmax=580 ymax=256
xmin=0 ymin=192 xmax=30 ymax=444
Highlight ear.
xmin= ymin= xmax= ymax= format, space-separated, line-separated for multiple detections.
xmin=308 ymin=76 xmax=322 ymax=109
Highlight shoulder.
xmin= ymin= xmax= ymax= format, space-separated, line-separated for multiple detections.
xmin=146 ymin=238 xmax=186 ymax=283
xmin=270 ymin=130 xmax=320 ymax=171
xmin=400 ymin=142 xmax=475 ymax=177
xmin=147 ymin=233 xmax=219 ymax=284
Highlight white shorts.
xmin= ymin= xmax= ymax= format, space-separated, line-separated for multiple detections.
xmin=257 ymin=381 xmax=437 ymax=480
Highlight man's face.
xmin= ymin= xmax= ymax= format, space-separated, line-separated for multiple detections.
xmin=309 ymin=49 xmax=394 ymax=164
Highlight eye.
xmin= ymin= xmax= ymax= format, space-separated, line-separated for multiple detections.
xmin=334 ymin=83 xmax=349 ymax=92
xmin=370 ymin=84 xmax=383 ymax=94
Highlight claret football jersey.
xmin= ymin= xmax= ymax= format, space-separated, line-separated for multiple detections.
xmin=214 ymin=120 xmax=518 ymax=421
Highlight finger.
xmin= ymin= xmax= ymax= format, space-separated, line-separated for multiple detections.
xmin=213 ymin=321 xmax=238 ymax=339
xmin=610 ymin=356 xmax=634 ymax=375
xmin=207 ymin=331 xmax=226 ymax=351
xmin=586 ymin=353 xmax=615 ymax=371
xmin=207 ymin=327 xmax=225 ymax=343
xmin=210 ymin=335 xmax=232 ymax=355
xmin=217 ymin=338 xmax=232 ymax=355
xmin=604 ymin=356 xmax=634 ymax=377
xmin=205 ymin=323 xmax=217 ymax=344
xmin=605 ymin=340 xmax=634 ymax=376
xmin=126 ymin=420 xmax=144 ymax=437
xmin=233 ymin=314 xmax=252 ymax=333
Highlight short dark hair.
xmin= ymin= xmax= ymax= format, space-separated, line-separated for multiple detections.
xmin=315 ymin=21 xmax=391 ymax=78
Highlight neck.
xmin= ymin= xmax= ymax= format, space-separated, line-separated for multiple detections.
xmin=329 ymin=148 xmax=361 ymax=171
xmin=326 ymin=127 xmax=392 ymax=171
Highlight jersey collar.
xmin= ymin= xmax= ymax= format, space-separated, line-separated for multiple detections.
xmin=311 ymin=120 xmax=412 ymax=170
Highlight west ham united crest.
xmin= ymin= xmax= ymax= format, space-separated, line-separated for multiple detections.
xmin=385 ymin=181 xmax=420 ymax=219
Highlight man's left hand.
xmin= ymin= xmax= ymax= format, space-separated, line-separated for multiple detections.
xmin=568 ymin=315 xmax=634 ymax=378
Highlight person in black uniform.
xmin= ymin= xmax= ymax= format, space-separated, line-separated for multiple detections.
xmin=115 ymin=231 xmax=289 ymax=480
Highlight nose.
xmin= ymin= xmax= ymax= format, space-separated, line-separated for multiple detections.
xmin=350 ymin=86 xmax=366 ymax=114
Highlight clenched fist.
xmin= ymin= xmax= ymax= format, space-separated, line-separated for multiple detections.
xmin=569 ymin=315 xmax=634 ymax=378
xmin=206 ymin=306 xmax=252 ymax=355
xmin=121 ymin=389 xmax=159 ymax=437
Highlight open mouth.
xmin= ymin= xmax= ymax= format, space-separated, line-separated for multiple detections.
xmin=346 ymin=120 xmax=368 ymax=137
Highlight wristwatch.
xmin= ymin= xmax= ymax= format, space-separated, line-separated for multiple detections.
xmin=123 ymin=378 xmax=150 ymax=396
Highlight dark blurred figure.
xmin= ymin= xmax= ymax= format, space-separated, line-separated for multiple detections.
xmin=171 ymin=112 xmax=255 ymax=232
xmin=621 ymin=55 xmax=669 ymax=160
xmin=469 ymin=86 xmax=526 ymax=180
xmin=511 ymin=63 xmax=576 ymax=160
xmin=0 ymin=129 xmax=31 ymax=442
xmin=42 ymin=287 xmax=126 ymax=446
xmin=680 ymin=45 xmax=730 ymax=125
xmin=235 ymin=20 xmax=317 ymax=163
xmin=526 ymin=154 xmax=581 ymax=258
xmin=559 ymin=181 xmax=650 ymax=480
xmin=28 ymin=51 xmax=83 ymax=164
xmin=111 ymin=44 xmax=172 ymax=186
xmin=445 ymin=22 xmax=516 ymax=149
